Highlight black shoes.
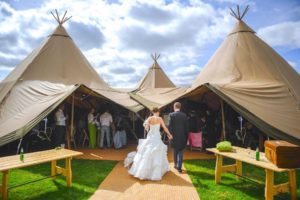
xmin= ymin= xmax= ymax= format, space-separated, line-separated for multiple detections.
xmin=174 ymin=166 xmax=182 ymax=173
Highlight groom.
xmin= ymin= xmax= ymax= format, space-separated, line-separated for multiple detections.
xmin=168 ymin=102 xmax=189 ymax=173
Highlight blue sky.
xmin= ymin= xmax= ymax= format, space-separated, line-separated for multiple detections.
xmin=0 ymin=0 xmax=299 ymax=88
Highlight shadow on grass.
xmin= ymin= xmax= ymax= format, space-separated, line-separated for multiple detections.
xmin=0 ymin=159 xmax=116 ymax=200
xmin=184 ymin=159 xmax=300 ymax=200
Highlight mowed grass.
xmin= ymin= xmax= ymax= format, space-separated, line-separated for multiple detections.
xmin=0 ymin=159 xmax=116 ymax=200
xmin=185 ymin=159 xmax=300 ymax=200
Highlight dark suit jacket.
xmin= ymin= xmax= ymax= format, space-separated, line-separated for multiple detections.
xmin=168 ymin=111 xmax=189 ymax=150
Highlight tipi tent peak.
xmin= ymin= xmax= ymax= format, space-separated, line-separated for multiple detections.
xmin=135 ymin=54 xmax=176 ymax=90
xmin=151 ymin=53 xmax=161 ymax=68
xmin=129 ymin=54 xmax=188 ymax=110
xmin=189 ymin=5 xmax=300 ymax=145
xmin=230 ymin=5 xmax=249 ymax=21
xmin=50 ymin=9 xmax=72 ymax=25
xmin=0 ymin=10 xmax=143 ymax=146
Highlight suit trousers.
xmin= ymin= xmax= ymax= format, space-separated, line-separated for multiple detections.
xmin=173 ymin=149 xmax=184 ymax=170
xmin=55 ymin=125 xmax=66 ymax=147
xmin=100 ymin=126 xmax=111 ymax=147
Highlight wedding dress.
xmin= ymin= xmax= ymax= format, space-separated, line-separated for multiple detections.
xmin=126 ymin=124 xmax=169 ymax=181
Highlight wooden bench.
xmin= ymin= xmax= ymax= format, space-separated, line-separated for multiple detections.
xmin=0 ymin=148 xmax=83 ymax=200
xmin=207 ymin=147 xmax=298 ymax=200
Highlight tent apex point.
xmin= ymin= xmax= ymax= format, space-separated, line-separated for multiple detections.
xmin=230 ymin=5 xmax=250 ymax=21
xmin=51 ymin=9 xmax=72 ymax=25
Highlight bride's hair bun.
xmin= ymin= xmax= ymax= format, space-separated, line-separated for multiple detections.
xmin=152 ymin=107 xmax=160 ymax=113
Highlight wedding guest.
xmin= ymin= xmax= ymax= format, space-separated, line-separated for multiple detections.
xmin=188 ymin=110 xmax=198 ymax=133
xmin=54 ymin=105 xmax=67 ymax=147
xmin=113 ymin=117 xmax=127 ymax=149
xmin=88 ymin=108 xmax=97 ymax=148
xmin=100 ymin=109 xmax=113 ymax=148
xmin=168 ymin=102 xmax=189 ymax=173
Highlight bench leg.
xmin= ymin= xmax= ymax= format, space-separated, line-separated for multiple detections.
xmin=288 ymin=170 xmax=297 ymax=200
xmin=1 ymin=170 xmax=9 ymax=200
xmin=265 ymin=169 xmax=274 ymax=200
xmin=236 ymin=160 xmax=242 ymax=180
xmin=215 ymin=155 xmax=223 ymax=184
xmin=65 ymin=158 xmax=72 ymax=187
xmin=51 ymin=160 xmax=57 ymax=180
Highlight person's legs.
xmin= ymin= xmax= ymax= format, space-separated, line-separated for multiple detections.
xmin=121 ymin=130 xmax=127 ymax=146
xmin=55 ymin=126 xmax=65 ymax=147
xmin=61 ymin=126 xmax=66 ymax=147
xmin=97 ymin=129 xmax=101 ymax=147
xmin=177 ymin=150 xmax=184 ymax=170
xmin=105 ymin=126 xmax=111 ymax=147
xmin=54 ymin=126 xmax=60 ymax=147
xmin=100 ymin=127 xmax=105 ymax=148
xmin=173 ymin=148 xmax=178 ymax=168
xmin=88 ymin=124 xmax=96 ymax=148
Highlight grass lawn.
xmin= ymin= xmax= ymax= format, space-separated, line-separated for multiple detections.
xmin=185 ymin=159 xmax=300 ymax=200
xmin=0 ymin=159 xmax=116 ymax=200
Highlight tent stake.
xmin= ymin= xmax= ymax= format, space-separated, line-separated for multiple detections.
xmin=221 ymin=100 xmax=226 ymax=141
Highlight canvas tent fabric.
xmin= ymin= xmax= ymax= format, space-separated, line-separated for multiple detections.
xmin=130 ymin=87 xmax=188 ymax=110
xmin=190 ymin=19 xmax=300 ymax=145
xmin=136 ymin=57 xmax=175 ymax=90
xmin=0 ymin=23 xmax=142 ymax=146
xmin=0 ymin=81 xmax=77 ymax=146
xmin=130 ymin=57 xmax=187 ymax=110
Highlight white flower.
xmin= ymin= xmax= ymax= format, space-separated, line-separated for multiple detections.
xmin=143 ymin=118 xmax=149 ymax=128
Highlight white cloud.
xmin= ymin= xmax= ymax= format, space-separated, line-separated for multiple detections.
xmin=257 ymin=21 xmax=300 ymax=49
xmin=171 ymin=64 xmax=202 ymax=86
xmin=208 ymin=0 xmax=247 ymax=3
xmin=0 ymin=66 xmax=14 ymax=71
xmin=0 ymin=0 xmax=235 ymax=87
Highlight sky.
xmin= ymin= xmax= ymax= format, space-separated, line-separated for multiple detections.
xmin=0 ymin=0 xmax=299 ymax=88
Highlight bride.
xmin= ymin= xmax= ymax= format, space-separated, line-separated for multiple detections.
xmin=126 ymin=107 xmax=173 ymax=181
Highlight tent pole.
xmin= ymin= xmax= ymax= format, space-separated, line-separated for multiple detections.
xmin=132 ymin=112 xmax=136 ymax=139
xmin=221 ymin=100 xmax=226 ymax=141
xmin=68 ymin=94 xmax=75 ymax=149
xmin=16 ymin=138 xmax=23 ymax=154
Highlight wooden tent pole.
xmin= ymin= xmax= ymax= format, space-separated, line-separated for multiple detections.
xmin=68 ymin=94 xmax=75 ymax=149
xmin=221 ymin=100 xmax=226 ymax=141
xmin=132 ymin=112 xmax=136 ymax=138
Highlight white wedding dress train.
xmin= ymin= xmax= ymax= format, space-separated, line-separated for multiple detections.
xmin=126 ymin=124 xmax=169 ymax=181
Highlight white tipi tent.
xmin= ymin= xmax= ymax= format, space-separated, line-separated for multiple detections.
xmin=0 ymin=11 xmax=142 ymax=146
xmin=129 ymin=54 xmax=187 ymax=109
xmin=189 ymin=6 xmax=300 ymax=144
xmin=137 ymin=54 xmax=175 ymax=90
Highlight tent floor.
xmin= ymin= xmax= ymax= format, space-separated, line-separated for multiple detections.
xmin=76 ymin=143 xmax=215 ymax=161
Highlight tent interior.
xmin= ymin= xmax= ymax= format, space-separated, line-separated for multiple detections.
xmin=152 ymin=85 xmax=270 ymax=151
xmin=0 ymin=85 xmax=141 ymax=156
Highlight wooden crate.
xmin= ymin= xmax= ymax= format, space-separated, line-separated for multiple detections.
xmin=264 ymin=140 xmax=300 ymax=168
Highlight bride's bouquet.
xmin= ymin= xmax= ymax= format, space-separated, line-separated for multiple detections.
xmin=143 ymin=117 xmax=149 ymax=128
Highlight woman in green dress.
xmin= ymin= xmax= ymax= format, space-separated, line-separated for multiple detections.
xmin=88 ymin=108 xmax=97 ymax=148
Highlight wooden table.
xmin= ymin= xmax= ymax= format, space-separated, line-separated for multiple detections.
xmin=0 ymin=148 xmax=83 ymax=200
xmin=207 ymin=147 xmax=298 ymax=200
